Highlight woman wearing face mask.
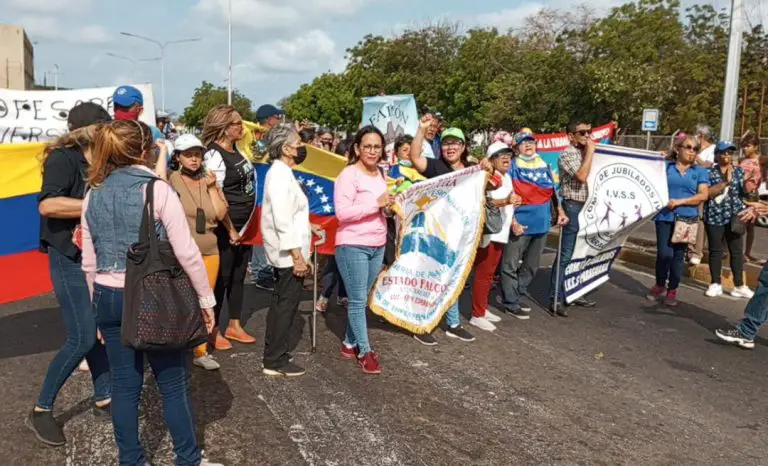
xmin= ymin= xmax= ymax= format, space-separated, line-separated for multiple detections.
xmin=647 ymin=136 xmax=709 ymax=306
xmin=408 ymin=115 xmax=488 ymax=345
xmin=469 ymin=142 xmax=524 ymax=332
xmin=81 ymin=120 xmax=221 ymax=466
xmin=703 ymin=141 xmax=755 ymax=299
xmin=163 ymin=134 xmax=229 ymax=370
xmin=202 ymin=105 xmax=257 ymax=350
xmin=334 ymin=126 xmax=393 ymax=374
xmin=261 ymin=123 xmax=318 ymax=377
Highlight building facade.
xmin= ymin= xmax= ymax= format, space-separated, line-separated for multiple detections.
xmin=0 ymin=25 xmax=34 ymax=90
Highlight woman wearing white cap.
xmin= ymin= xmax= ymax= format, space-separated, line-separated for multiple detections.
xmin=165 ymin=134 xmax=229 ymax=369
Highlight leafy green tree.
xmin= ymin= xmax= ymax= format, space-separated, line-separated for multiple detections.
xmin=281 ymin=73 xmax=358 ymax=130
xmin=181 ymin=81 xmax=255 ymax=129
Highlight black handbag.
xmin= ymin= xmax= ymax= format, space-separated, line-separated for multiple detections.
xmin=730 ymin=214 xmax=746 ymax=235
xmin=122 ymin=179 xmax=208 ymax=351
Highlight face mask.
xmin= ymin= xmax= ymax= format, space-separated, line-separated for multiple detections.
xmin=399 ymin=160 xmax=413 ymax=167
xmin=518 ymin=154 xmax=535 ymax=161
xmin=114 ymin=108 xmax=141 ymax=121
xmin=181 ymin=165 xmax=203 ymax=179
xmin=294 ymin=146 xmax=308 ymax=165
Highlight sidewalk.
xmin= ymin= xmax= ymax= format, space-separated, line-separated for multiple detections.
xmin=548 ymin=222 xmax=768 ymax=290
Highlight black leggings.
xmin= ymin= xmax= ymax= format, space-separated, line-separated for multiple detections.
xmin=214 ymin=228 xmax=252 ymax=326
xmin=705 ymin=223 xmax=745 ymax=286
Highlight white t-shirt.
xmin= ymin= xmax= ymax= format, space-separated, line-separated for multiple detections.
xmin=698 ymin=145 xmax=715 ymax=164
xmin=481 ymin=173 xmax=515 ymax=247
xmin=422 ymin=140 xmax=436 ymax=159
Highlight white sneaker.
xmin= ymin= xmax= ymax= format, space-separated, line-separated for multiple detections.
xmin=731 ymin=286 xmax=755 ymax=299
xmin=193 ymin=354 xmax=220 ymax=371
xmin=201 ymin=450 xmax=224 ymax=466
xmin=705 ymin=283 xmax=723 ymax=297
xmin=469 ymin=316 xmax=496 ymax=332
xmin=484 ymin=309 xmax=502 ymax=323
xmin=689 ymin=256 xmax=701 ymax=265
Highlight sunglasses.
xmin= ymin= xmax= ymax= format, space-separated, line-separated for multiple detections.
xmin=681 ymin=144 xmax=698 ymax=151
xmin=574 ymin=129 xmax=591 ymax=136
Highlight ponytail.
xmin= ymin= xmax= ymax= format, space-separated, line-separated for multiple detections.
xmin=87 ymin=120 xmax=152 ymax=187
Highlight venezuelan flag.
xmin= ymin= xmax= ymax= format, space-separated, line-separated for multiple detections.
xmin=0 ymin=142 xmax=52 ymax=304
xmin=237 ymin=140 xmax=347 ymax=256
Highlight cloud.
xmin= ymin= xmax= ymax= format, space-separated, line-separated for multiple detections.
xmin=5 ymin=0 xmax=91 ymax=13
xmin=475 ymin=4 xmax=546 ymax=32
xmin=192 ymin=0 xmax=370 ymax=37
xmin=251 ymin=30 xmax=336 ymax=73
xmin=17 ymin=15 xmax=111 ymax=45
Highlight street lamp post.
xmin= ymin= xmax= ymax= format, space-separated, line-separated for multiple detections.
xmin=53 ymin=64 xmax=59 ymax=90
xmin=106 ymin=53 xmax=161 ymax=82
xmin=228 ymin=0 xmax=233 ymax=105
xmin=119 ymin=32 xmax=202 ymax=112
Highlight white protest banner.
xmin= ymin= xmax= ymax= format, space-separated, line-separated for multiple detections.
xmin=370 ymin=166 xmax=487 ymax=334
xmin=362 ymin=94 xmax=419 ymax=164
xmin=563 ymin=145 xmax=669 ymax=303
xmin=0 ymin=84 xmax=156 ymax=144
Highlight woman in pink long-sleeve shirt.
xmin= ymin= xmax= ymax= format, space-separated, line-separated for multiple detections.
xmin=81 ymin=120 xmax=222 ymax=466
xmin=334 ymin=126 xmax=393 ymax=375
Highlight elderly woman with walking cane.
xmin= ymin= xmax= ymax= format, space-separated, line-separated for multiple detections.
xmin=260 ymin=123 xmax=324 ymax=377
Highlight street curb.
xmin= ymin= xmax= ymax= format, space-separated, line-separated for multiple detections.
xmin=545 ymin=231 xmax=762 ymax=291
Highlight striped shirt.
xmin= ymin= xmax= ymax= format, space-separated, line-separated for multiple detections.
xmin=558 ymin=144 xmax=589 ymax=202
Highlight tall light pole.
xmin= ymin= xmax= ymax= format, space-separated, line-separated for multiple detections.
xmin=53 ymin=64 xmax=59 ymax=90
xmin=119 ymin=32 xmax=202 ymax=112
xmin=228 ymin=0 xmax=233 ymax=105
xmin=106 ymin=53 xmax=161 ymax=82
xmin=720 ymin=0 xmax=745 ymax=141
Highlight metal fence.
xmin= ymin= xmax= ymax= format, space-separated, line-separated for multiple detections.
xmin=617 ymin=134 xmax=768 ymax=154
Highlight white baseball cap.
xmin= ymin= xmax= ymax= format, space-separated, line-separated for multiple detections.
xmin=486 ymin=141 xmax=514 ymax=158
xmin=173 ymin=134 xmax=205 ymax=153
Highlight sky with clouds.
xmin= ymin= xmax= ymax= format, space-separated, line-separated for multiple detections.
xmin=0 ymin=0 xmax=738 ymax=115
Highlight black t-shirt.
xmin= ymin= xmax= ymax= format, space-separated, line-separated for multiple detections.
xmin=423 ymin=157 xmax=475 ymax=179
xmin=38 ymin=147 xmax=88 ymax=261
xmin=208 ymin=143 xmax=255 ymax=229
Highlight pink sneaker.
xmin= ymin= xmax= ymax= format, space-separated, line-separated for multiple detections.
xmin=340 ymin=344 xmax=358 ymax=360
xmin=665 ymin=289 xmax=679 ymax=306
xmin=646 ymin=285 xmax=665 ymax=301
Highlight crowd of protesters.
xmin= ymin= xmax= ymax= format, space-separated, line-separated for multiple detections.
xmin=27 ymin=84 xmax=768 ymax=464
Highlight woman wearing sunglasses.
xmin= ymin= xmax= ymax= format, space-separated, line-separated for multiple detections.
xmin=702 ymin=141 xmax=754 ymax=299
xmin=202 ymin=105 xmax=258 ymax=350
xmin=647 ymin=136 xmax=709 ymax=306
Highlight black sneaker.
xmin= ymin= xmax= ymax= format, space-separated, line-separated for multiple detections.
xmin=262 ymin=362 xmax=306 ymax=377
xmin=548 ymin=304 xmax=569 ymax=317
xmin=413 ymin=333 xmax=438 ymax=346
xmin=445 ymin=326 xmax=476 ymax=342
xmin=715 ymin=328 xmax=755 ymax=349
xmin=26 ymin=409 xmax=66 ymax=447
xmin=569 ymin=297 xmax=596 ymax=308
xmin=254 ymin=277 xmax=276 ymax=292
xmin=506 ymin=308 xmax=530 ymax=320
xmin=93 ymin=403 xmax=111 ymax=423
xmin=519 ymin=302 xmax=532 ymax=313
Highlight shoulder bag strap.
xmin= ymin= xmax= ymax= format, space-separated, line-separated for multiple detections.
xmin=144 ymin=179 xmax=161 ymax=255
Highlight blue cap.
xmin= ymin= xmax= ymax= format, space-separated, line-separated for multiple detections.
xmin=113 ymin=85 xmax=144 ymax=108
xmin=255 ymin=104 xmax=283 ymax=122
xmin=715 ymin=140 xmax=737 ymax=153
xmin=515 ymin=132 xmax=536 ymax=146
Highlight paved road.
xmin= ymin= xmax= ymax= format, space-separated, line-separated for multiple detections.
xmin=1 ymin=251 xmax=767 ymax=465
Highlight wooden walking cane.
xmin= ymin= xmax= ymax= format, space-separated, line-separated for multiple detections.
xmin=311 ymin=229 xmax=326 ymax=353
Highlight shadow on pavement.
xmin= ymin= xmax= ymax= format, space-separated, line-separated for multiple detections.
xmin=0 ymin=307 xmax=64 ymax=359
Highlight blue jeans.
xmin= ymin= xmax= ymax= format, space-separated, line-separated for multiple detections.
xmin=320 ymin=255 xmax=347 ymax=300
xmin=250 ymin=245 xmax=274 ymax=281
xmin=336 ymin=245 xmax=384 ymax=355
xmin=654 ymin=221 xmax=687 ymax=291
xmin=550 ymin=200 xmax=583 ymax=304
xmin=445 ymin=302 xmax=460 ymax=328
xmin=37 ymin=248 xmax=110 ymax=410
xmin=94 ymin=284 xmax=200 ymax=466
xmin=738 ymin=261 xmax=768 ymax=339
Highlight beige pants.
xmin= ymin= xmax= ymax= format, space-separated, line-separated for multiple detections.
xmin=687 ymin=220 xmax=706 ymax=259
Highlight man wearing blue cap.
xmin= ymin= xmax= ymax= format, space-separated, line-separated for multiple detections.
xmin=249 ymin=104 xmax=285 ymax=291
xmin=112 ymin=85 xmax=164 ymax=142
